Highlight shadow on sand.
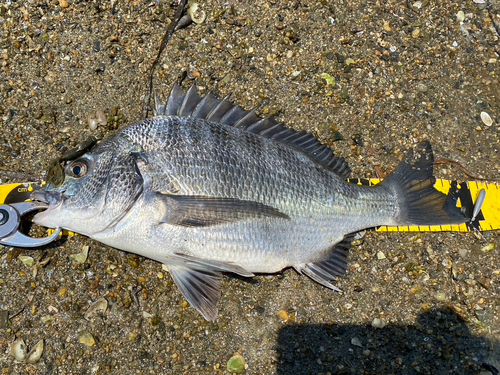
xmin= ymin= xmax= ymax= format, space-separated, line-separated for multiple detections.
xmin=276 ymin=307 xmax=499 ymax=375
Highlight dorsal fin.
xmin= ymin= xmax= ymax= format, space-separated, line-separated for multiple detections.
xmin=155 ymin=82 xmax=350 ymax=179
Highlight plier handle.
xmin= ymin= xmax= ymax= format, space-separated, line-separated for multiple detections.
xmin=0 ymin=201 xmax=61 ymax=247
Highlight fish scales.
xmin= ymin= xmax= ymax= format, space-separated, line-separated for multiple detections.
xmin=98 ymin=117 xmax=365 ymax=257
xmin=109 ymin=116 xmax=396 ymax=261
xmin=122 ymin=116 xmax=394 ymax=223
xmin=34 ymin=83 xmax=468 ymax=320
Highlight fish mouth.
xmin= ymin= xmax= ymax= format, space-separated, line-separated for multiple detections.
xmin=31 ymin=190 xmax=65 ymax=226
xmin=32 ymin=190 xmax=64 ymax=206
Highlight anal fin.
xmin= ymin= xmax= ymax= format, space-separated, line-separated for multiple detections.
xmin=297 ymin=233 xmax=356 ymax=292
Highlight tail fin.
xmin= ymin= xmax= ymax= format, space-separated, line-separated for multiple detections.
xmin=380 ymin=141 xmax=467 ymax=226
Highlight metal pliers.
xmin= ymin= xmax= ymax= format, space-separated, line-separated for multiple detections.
xmin=0 ymin=201 xmax=61 ymax=247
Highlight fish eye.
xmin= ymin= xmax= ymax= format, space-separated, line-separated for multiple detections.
xmin=68 ymin=160 xmax=88 ymax=178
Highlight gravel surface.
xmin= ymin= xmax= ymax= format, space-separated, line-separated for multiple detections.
xmin=1 ymin=1 xmax=499 ymax=374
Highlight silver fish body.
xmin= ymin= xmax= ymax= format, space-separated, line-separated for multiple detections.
xmin=34 ymin=84 xmax=467 ymax=320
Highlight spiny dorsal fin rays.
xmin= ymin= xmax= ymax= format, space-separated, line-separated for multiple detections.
xmin=219 ymin=104 xmax=249 ymax=125
xmin=155 ymin=82 xmax=351 ymax=179
xmin=205 ymin=96 xmax=235 ymax=123
xmin=232 ymin=107 xmax=261 ymax=129
xmin=178 ymin=83 xmax=202 ymax=116
xmin=191 ymin=91 xmax=220 ymax=118
xmin=166 ymin=82 xmax=185 ymax=115
xmin=153 ymin=91 xmax=165 ymax=116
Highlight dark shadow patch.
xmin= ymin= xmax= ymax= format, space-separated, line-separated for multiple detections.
xmin=276 ymin=307 xmax=498 ymax=375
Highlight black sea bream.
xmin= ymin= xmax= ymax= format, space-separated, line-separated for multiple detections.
xmin=34 ymin=84 xmax=467 ymax=320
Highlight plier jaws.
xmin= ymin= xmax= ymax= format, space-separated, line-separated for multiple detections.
xmin=0 ymin=201 xmax=61 ymax=247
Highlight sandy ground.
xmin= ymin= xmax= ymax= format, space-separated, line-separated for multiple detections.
xmin=0 ymin=0 xmax=499 ymax=374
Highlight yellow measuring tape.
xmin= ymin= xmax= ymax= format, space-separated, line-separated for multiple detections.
xmin=1 ymin=180 xmax=498 ymax=233
xmin=346 ymin=178 xmax=499 ymax=232
xmin=0 ymin=182 xmax=37 ymax=204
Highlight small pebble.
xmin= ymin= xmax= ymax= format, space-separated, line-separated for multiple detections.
xmin=95 ymin=110 xmax=107 ymax=126
xmin=19 ymin=256 xmax=34 ymax=267
xmin=78 ymin=331 xmax=96 ymax=347
xmin=371 ymin=318 xmax=386 ymax=329
xmin=59 ymin=0 xmax=69 ymax=8
xmin=276 ymin=310 xmax=289 ymax=321
xmin=188 ymin=2 xmax=206 ymax=24
xmin=480 ymin=111 xmax=493 ymax=126
xmin=88 ymin=117 xmax=98 ymax=131
xmin=377 ymin=251 xmax=386 ymax=260
xmin=26 ymin=340 xmax=44 ymax=364
xmin=44 ymin=72 xmax=56 ymax=84
xmin=416 ymin=83 xmax=428 ymax=93
xmin=320 ymin=73 xmax=336 ymax=86
xmin=410 ymin=285 xmax=423 ymax=294
xmin=69 ymin=246 xmax=89 ymax=263
xmin=456 ymin=11 xmax=465 ymax=23
xmin=351 ymin=337 xmax=362 ymax=347
xmin=345 ymin=58 xmax=355 ymax=66
xmin=191 ymin=70 xmax=201 ymax=79
xmin=442 ymin=258 xmax=452 ymax=268
xmin=227 ymin=354 xmax=246 ymax=374
xmin=481 ymin=243 xmax=495 ymax=252
xmin=435 ymin=292 xmax=446 ymax=301
xmin=84 ymin=297 xmax=108 ymax=320
xmin=11 ymin=339 xmax=27 ymax=362
xmin=9 ymin=337 xmax=42 ymax=364
xmin=41 ymin=315 xmax=54 ymax=323
xmin=412 ymin=1 xmax=423 ymax=9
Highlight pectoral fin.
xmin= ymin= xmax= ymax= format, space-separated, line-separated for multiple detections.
xmin=164 ymin=254 xmax=254 ymax=321
xmin=159 ymin=194 xmax=290 ymax=227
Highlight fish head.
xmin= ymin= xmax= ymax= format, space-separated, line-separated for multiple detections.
xmin=33 ymin=141 xmax=143 ymax=235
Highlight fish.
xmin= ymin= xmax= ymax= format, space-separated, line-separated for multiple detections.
xmin=33 ymin=83 xmax=468 ymax=320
